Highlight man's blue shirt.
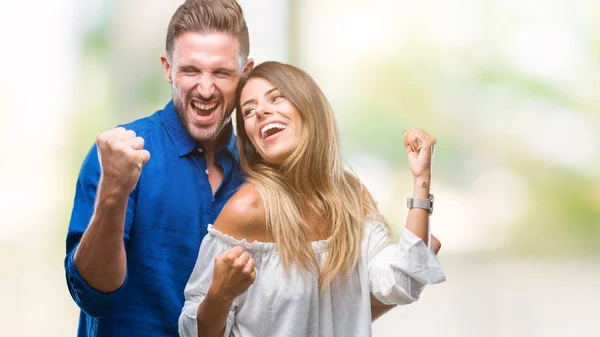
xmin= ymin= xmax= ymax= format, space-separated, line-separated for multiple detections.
xmin=64 ymin=101 xmax=244 ymax=337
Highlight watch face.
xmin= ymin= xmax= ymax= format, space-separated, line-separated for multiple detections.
xmin=428 ymin=194 xmax=434 ymax=214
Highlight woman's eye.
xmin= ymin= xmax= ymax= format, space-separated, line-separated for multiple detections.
xmin=273 ymin=95 xmax=282 ymax=102
xmin=243 ymin=108 xmax=255 ymax=117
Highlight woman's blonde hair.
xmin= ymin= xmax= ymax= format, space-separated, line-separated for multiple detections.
xmin=235 ymin=61 xmax=390 ymax=290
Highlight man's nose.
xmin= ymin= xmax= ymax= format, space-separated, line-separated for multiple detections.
xmin=196 ymin=77 xmax=216 ymax=100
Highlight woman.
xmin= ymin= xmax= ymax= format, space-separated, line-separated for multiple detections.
xmin=179 ymin=62 xmax=445 ymax=337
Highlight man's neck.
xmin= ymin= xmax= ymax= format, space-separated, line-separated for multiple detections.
xmin=201 ymin=123 xmax=231 ymax=195
xmin=201 ymin=123 xmax=232 ymax=160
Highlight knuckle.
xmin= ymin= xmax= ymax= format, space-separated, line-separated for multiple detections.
xmin=218 ymin=253 xmax=230 ymax=263
xmin=97 ymin=133 xmax=111 ymax=146
xmin=96 ymin=136 xmax=105 ymax=146
xmin=113 ymin=141 xmax=127 ymax=153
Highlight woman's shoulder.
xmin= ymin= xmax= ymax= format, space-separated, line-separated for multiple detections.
xmin=212 ymin=183 xmax=272 ymax=242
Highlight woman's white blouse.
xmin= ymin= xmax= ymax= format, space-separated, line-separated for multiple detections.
xmin=179 ymin=219 xmax=445 ymax=337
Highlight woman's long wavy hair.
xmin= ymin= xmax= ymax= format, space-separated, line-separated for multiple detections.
xmin=235 ymin=61 xmax=390 ymax=290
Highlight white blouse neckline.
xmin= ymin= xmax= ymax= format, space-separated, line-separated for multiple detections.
xmin=207 ymin=224 xmax=333 ymax=254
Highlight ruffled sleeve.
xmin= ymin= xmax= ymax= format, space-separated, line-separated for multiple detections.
xmin=178 ymin=228 xmax=239 ymax=337
xmin=366 ymin=220 xmax=446 ymax=305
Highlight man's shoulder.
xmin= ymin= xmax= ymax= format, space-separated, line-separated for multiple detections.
xmin=118 ymin=108 xmax=164 ymax=137
xmin=78 ymin=108 xmax=166 ymax=173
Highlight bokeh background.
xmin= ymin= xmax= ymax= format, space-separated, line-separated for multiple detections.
xmin=1 ymin=0 xmax=599 ymax=336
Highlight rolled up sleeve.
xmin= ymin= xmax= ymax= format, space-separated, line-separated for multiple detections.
xmin=366 ymin=220 xmax=446 ymax=305
xmin=64 ymin=246 xmax=129 ymax=318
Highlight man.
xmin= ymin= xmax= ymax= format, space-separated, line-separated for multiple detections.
xmin=64 ymin=1 xmax=440 ymax=336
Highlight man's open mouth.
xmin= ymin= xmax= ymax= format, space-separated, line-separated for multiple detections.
xmin=192 ymin=101 xmax=218 ymax=117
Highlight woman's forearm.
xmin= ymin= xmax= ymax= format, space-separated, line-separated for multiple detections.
xmin=405 ymin=176 xmax=431 ymax=243
xmin=196 ymin=293 xmax=234 ymax=337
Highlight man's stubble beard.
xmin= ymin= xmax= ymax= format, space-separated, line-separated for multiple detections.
xmin=174 ymin=98 xmax=233 ymax=144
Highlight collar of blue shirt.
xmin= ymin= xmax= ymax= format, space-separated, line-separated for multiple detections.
xmin=160 ymin=100 xmax=237 ymax=159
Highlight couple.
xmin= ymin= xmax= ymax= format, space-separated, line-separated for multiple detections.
xmin=64 ymin=1 xmax=445 ymax=337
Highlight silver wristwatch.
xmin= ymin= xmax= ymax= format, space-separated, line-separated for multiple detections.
xmin=407 ymin=194 xmax=434 ymax=215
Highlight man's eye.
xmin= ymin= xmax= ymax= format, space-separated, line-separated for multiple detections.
xmin=215 ymin=71 xmax=229 ymax=78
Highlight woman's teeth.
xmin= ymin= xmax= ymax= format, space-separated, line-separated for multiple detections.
xmin=261 ymin=123 xmax=287 ymax=139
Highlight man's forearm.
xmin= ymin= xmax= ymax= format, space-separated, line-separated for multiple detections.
xmin=73 ymin=181 xmax=129 ymax=293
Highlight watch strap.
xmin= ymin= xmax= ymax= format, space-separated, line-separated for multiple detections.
xmin=407 ymin=194 xmax=434 ymax=214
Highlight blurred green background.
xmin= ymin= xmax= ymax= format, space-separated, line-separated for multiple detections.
xmin=0 ymin=0 xmax=598 ymax=336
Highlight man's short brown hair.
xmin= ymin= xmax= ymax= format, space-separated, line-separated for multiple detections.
xmin=166 ymin=0 xmax=249 ymax=69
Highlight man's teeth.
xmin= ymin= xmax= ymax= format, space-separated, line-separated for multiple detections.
xmin=261 ymin=123 xmax=287 ymax=139
xmin=192 ymin=102 xmax=218 ymax=111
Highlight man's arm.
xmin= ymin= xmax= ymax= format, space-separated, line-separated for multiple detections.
xmin=65 ymin=128 xmax=149 ymax=317
xmin=370 ymin=234 xmax=441 ymax=321
xmin=73 ymin=182 xmax=130 ymax=292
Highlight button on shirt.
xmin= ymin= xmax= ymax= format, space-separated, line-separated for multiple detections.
xmin=64 ymin=100 xmax=244 ymax=337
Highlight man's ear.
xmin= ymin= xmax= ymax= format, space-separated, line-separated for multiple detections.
xmin=160 ymin=53 xmax=173 ymax=84
xmin=242 ymin=57 xmax=254 ymax=77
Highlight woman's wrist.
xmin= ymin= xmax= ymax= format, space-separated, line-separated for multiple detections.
xmin=412 ymin=176 xmax=431 ymax=199
xmin=204 ymin=289 xmax=235 ymax=309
